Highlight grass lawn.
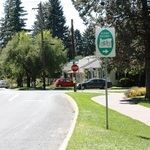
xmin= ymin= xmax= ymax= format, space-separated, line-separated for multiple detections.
xmin=138 ymin=99 xmax=150 ymax=108
xmin=66 ymin=92 xmax=150 ymax=150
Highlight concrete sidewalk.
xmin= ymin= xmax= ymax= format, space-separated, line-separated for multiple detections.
xmin=92 ymin=93 xmax=150 ymax=126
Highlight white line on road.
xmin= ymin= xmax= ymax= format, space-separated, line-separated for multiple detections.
xmin=8 ymin=94 xmax=19 ymax=101
xmin=24 ymin=100 xmax=48 ymax=102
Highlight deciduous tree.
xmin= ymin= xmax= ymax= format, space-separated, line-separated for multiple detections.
xmin=72 ymin=0 xmax=150 ymax=98
xmin=1 ymin=31 xmax=67 ymax=87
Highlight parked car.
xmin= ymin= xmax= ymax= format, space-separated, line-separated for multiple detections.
xmin=76 ymin=78 xmax=112 ymax=90
xmin=55 ymin=78 xmax=73 ymax=87
xmin=0 ymin=80 xmax=9 ymax=88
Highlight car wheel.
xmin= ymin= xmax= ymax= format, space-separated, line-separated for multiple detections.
xmin=100 ymin=85 xmax=105 ymax=89
xmin=81 ymin=85 xmax=85 ymax=90
xmin=78 ymin=85 xmax=81 ymax=90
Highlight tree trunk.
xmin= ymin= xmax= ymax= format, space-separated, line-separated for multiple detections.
xmin=17 ymin=74 xmax=23 ymax=87
xmin=138 ymin=72 xmax=145 ymax=87
xmin=31 ymin=76 xmax=36 ymax=88
xmin=27 ymin=74 xmax=30 ymax=88
xmin=142 ymin=0 xmax=150 ymax=99
xmin=145 ymin=42 xmax=150 ymax=99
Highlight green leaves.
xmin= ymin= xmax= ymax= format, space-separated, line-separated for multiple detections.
xmin=0 ymin=0 xmax=27 ymax=48
xmin=1 ymin=30 xmax=67 ymax=82
xmin=42 ymin=30 xmax=67 ymax=77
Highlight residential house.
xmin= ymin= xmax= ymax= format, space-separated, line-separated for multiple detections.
xmin=63 ymin=56 xmax=118 ymax=85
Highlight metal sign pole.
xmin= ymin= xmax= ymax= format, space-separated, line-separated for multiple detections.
xmin=105 ymin=57 xmax=109 ymax=129
xmin=96 ymin=27 xmax=115 ymax=130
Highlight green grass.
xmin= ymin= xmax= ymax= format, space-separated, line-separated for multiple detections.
xmin=66 ymin=92 xmax=150 ymax=150
xmin=138 ymin=99 xmax=150 ymax=108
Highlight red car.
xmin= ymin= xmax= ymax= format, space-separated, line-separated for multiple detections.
xmin=55 ymin=78 xmax=73 ymax=87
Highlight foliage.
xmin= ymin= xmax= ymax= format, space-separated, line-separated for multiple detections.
xmin=71 ymin=0 xmax=150 ymax=98
xmin=82 ymin=26 xmax=95 ymax=56
xmin=33 ymin=0 xmax=71 ymax=59
xmin=0 ymin=0 xmax=27 ymax=48
xmin=39 ymin=30 xmax=67 ymax=78
xmin=1 ymin=32 xmax=40 ymax=85
xmin=74 ymin=29 xmax=83 ymax=56
xmin=119 ymin=78 xmax=134 ymax=87
xmin=124 ymin=87 xmax=146 ymax=98
xmin=0 ymin=30 xmax=67 ymax=86
xmin=44 ymin=0 xmax=68 ymax=40
xmin=71 ymin=0 xmax=147 ymax=72
xmin=66 ymin=92 xmax=150 ymax=150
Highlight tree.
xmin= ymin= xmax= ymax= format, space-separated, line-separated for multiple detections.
xmin=71 ymin=0 xmax=150 ymax=98
xmin=0 ymin=30 xmax=67 ymax=87
xmin=0 ymin=0 xmax=27 ymax=48
xmin=74 ymin=29 xmax=84 ymax=56
xmin=1 ymin=32 xmax=41 ymax=87
xmin=82 ymin=26 xmax=95 ymax=56
xmin=35 ymin=30 xmax=67 ymax=78
xmin=45 ymin=0 xmax=69 ymax=40
xmin=33 ymin=0 xmax=69 ymax=41
xmin=33 ymin=1 xmax=71 ymax=60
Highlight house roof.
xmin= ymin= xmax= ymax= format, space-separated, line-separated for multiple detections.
xmin=63 ymin=56 xmax=101 ymax=72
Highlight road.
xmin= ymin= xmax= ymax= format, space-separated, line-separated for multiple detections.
xmin=0 ymin=89 xmax=74 ymax=150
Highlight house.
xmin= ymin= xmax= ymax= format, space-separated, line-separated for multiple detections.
xmin=63 ymin=56 xmax=118 ymax=85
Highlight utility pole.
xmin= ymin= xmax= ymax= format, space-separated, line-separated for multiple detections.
xmin=39 ymin=2 xmax=46 ymax=90
xmin=71 ymin=19 xmax=77 ymax=92
xmin=33 ymin=2 xmax=46 ymax=90
xmin=71 ymin=19 xmax=75 ymax=59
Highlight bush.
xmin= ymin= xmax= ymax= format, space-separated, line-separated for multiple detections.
xmin=119 ymin=78 xmax=134 ymax=87
xmin=124 ymin=87 xmax=146 ymax=98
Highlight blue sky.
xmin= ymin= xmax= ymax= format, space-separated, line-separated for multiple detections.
xmin=0 ymin=0 xmax=86 ymax=33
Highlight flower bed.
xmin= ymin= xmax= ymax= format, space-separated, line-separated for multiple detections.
xmin=124 ymin=87 xmax=146 ymax=98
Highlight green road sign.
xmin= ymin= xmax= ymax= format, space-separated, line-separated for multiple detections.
xmin=70 ymin=59 xmax=79 ymax=63
xmin=96 ymin=28 xmax=115 ymax=57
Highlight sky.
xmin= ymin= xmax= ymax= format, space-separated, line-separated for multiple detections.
xmin=0 ymin=0 xmax=86 ymax=33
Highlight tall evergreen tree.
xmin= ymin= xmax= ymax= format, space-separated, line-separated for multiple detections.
xmin=33 ymin=0 xmax=71 ymax=60
xmin=33 ymin=0 xmax=69 ymax=40
xmin=82 ymin=26 xmax=95 ymax=56
xmin=45 ymin=0 xmax=69 ymax=40
xmin=0 ymin=0 xmax=27 ymax=48
xmin=74 ymin=29 xmax=84 ymax=56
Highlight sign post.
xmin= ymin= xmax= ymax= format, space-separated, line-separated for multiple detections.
xmin=96 ymin=27 xmax=115 ymax=130
xmin=71 ymin=64 xmax=79 ymax=72
xmin=71 ymin=63 xmax=79 ymax=92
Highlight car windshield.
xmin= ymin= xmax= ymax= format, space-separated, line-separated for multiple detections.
xmin=0 ymin=80 xmax=7 ymax=84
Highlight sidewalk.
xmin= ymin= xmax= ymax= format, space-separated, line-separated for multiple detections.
xmin=92 ymin=93 xmax=150 ymax=126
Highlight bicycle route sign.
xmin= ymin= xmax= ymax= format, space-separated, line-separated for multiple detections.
xmin=96 ymin=27 xmax=116 ymax=57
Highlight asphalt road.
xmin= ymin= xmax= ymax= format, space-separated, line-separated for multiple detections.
xmin=0 ymin=89 xmax=74 ymax=150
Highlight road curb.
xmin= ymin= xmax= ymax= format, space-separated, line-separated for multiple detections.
xmin=59 ymin=94 xmax=78 ymax=150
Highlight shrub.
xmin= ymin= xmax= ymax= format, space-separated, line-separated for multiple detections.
xmin=124 ymin=87 xmax=146 ymax=98
xmin=138 ymin=87 xmax=146 ymax=95
xmin=119 ymin=78 xmax=134 ymax=87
